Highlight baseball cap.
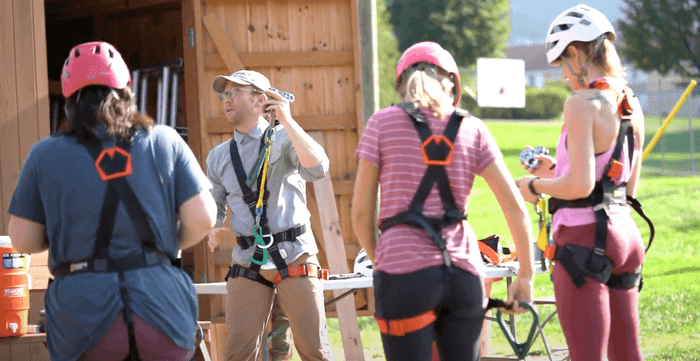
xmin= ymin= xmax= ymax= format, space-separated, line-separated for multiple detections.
xmin=212 ymin=70 xmax=271 ymax=93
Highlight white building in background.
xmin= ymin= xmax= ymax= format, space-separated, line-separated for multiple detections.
xmin=504 ymin=43 xmax=699 ymax=117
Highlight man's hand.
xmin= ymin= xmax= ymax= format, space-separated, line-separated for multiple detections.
xmin=264 ymin=89 xmax=293 ymax=125
xmin=208 ymin=227 xmax=230 ymax=252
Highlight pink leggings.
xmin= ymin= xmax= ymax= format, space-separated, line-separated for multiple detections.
xmin=80 ymin=314 xmax=195 ymax=361
xmin=552 ymin=222 xmax=644 ymax=361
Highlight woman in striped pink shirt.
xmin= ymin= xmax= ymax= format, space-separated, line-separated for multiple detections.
xmin=351 ymin=41 xmax=535 ymax=361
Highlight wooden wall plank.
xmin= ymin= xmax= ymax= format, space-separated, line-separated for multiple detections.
xmin=207 ymin=114 xmax=356 ymax=133
xmin=0 ymin=0 xmax=20 ymax=236
xmin=32 ymin=0 xmax=49 ymax=140
xmin=203 ymin=50 xmax=353 ymax=69
xmin=247 ymin=2 xmax=268 ymax=53
xmin=14 ymin=0 xmax=40 ymax=163
xmin=29 ymin=341 xmax=50 ymax=361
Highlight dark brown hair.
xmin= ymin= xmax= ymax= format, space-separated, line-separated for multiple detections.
xmin=61 ymin=85 xmax=154 ymax=143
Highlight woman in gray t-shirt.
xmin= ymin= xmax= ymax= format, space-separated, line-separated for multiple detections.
xmin=7 ymin=41 xmax=216 ymax=361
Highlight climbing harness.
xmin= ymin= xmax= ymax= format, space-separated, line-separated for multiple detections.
xmin=478 ymin=234 xmax=518 ymax=266
xmin=488 ymin=300 xmax=540 ymax=361
xmin=224 ymin=127 xmax=328 ymax=287
xmin=50 ymin=133 xmax=194 ymax=361
xmin=379 ymin=102 xmax=470 ymax=268
xmin=545 ymin=78 xmax=655 ymax=291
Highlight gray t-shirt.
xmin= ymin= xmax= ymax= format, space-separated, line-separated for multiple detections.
xmin=8 ymin=125 xmax=211 ymax=361
xmin=206 ymin=119 xmax=329 ymax=269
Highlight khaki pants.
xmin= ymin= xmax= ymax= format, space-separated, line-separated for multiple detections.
xmin=224 ymin=256 xmax=334 ymax=361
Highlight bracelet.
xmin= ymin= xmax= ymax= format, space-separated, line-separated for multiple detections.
xmin=528 ymin=177 xmax=540 ymax=196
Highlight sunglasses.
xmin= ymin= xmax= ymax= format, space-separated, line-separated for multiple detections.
xmin=219 ymin=88 xmax=257 ymax=101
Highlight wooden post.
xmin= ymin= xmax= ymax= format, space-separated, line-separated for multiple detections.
xmin=309 ymin=131 xmax=365 ymax=361
xmin=357 ymin=0 xmax=379 ymax=123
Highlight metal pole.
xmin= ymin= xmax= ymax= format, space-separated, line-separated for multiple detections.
xmin=161 ymin=66 xmax=171 ymax=126
xmin=131 ymin=70 xmax=140 ymax=103
xmin=140 ymin=75 xmax=149 ymax=113
xmin=691 ymin=116 xmax=695 ymax=173
xmin=170 ymin=71 xmax=180 ymax=128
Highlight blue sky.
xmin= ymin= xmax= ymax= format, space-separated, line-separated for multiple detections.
xmin=509 ymin=0 xmax=627 ymax=45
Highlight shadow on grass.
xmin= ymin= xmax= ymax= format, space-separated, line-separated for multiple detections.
xmin=646 ymin=266 xmax=700 ymax=278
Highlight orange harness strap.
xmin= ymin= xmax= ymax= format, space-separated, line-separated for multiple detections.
xmin=272 ymin=264 xmax=330 ymax=286
xmin=375 ymin=310 xmax=437 ymax=337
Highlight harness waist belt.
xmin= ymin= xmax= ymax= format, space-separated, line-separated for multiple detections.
xmin=374 ymin=310 xmax=437 ymax=337
xmin=237 ymin=225 xmax=306 ymax=249
xmin=53 ymin=251 xmax=172 ymax=278
xmin=225 ymin=264 xmax=275 ymax=288
xmin=273 ymin=264 xmax=330 ymax=285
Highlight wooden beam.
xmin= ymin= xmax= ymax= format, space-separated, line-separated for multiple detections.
xmin=45 ymin=0 xmax=179 ymax=21
xmin=201 ymin=12 xmax=244 ymax=74
xmin=203 ymin=51 xmax=354 ymax=70
xmin=309 ymin=131 xmax=365 ymax=361
xmin=207 ymin=114 xmax=357 ymax=133
xmin=181 ymin=0 xmax=211 ymax=326
xmin=1 ymin=0 xmax=20 ymax=236
xmin=32 ymin=0 xmax=50 ymax=140
xmin=351 ymin=0 xmax=366 ymax=135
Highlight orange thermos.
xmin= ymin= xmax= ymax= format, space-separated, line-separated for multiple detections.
xmin=0 ymin=235 xmax=30 ymax=337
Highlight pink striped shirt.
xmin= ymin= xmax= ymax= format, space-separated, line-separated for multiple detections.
xmin=355 ymin=105 xmax=502 ymax=276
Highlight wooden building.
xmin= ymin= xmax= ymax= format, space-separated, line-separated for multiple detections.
xmin=0 ymin=0 xmax=378 ymax=360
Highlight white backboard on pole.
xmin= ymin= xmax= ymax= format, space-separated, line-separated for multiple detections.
xmin=477 ymin=58 xmax=526 ymax=108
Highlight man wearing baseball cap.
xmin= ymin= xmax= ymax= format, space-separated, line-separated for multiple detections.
xmin=206 ymin=69 xmax=334 ymax=361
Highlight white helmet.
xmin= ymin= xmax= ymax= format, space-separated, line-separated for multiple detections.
xmin=545 ymin=4 xmax=616 ymax=64
xmin=353 ymin=249 xmax=373 ymax=277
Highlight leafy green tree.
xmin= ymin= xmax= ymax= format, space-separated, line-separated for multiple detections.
xmin=386 ymin=0 xmax=510 ymax=67
xmin=618 ymin=0 xmax=700 ymax=77
xmin=377 ymin=0 xmax=402 ymax=108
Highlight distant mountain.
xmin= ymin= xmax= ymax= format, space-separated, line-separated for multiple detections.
xmin=509 ymin=0 xmax=626 ymax=46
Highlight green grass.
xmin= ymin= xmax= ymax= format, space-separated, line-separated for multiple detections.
xmin=293 ymin=121 xmax=700 ymax=360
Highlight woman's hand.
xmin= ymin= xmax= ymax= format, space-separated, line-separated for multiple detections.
xmin=500 ymin=273 xmax=534 ymax=315
xmin=515 ymin=176 xmax=539 ymax=204
xmin=520 ymin=146 xmax=556 ymax=178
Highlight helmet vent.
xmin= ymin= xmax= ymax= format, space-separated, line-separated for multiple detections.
xmin=551 ymin=24 xmax=572 ymax=34
xmin=94 ymin=45 xmax=101 ymax=54
xmin=579 ymin=19 xmax=591 ymax=26
xmin=108 ymin=49 xmax=114 ymax=58
xmin=566 ymin=12 xmax=584 ymax=18
xmin=74 ymin=49 xmax=81 ymax=58
xmin=547 ymin=40 xmax=558 ymax=51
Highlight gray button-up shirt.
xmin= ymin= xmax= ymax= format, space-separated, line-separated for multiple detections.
xmin=206 ymin=119 xmax=329 ymax=269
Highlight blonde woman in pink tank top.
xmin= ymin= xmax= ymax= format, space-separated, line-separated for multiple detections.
xmin=515 ymin=5 xmax=646 ymax=361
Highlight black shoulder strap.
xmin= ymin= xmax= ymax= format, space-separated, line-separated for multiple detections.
xmin=84 ymin=138 xmax=157 ymax=259
xmin=229 ymin=132 xmax=269 ymax=219
xmin=396 ymin=102 xmax=468 ymax=215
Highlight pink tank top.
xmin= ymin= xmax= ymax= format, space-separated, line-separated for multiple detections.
xmin=551 ymin=78 xmax=639 ymax=238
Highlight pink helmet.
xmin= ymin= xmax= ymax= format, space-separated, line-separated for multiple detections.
xmin=395 ymin=41 xmax=462 ymax=106
xmin=61 ymin=41 xmax=131 ymax=98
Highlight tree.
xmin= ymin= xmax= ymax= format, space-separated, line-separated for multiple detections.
xmin=618 ymin=0 xmax=700 ymax=78
xmin=386 ymin=0 xmax=510 ymax=67
xmin=377 ymin=0 xmax=402 ymax=107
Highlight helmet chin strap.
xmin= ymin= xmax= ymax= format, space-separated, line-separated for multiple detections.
xmin=562 ymin=34 xmax=607 ymax=88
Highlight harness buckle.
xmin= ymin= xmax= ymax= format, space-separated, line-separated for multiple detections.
xmin=421 ymin=135 xmax=454 ymax=166
xmin=70 ymin=261 xmax=89 ymax=273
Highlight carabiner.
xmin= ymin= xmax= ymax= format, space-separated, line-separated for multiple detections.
xmin=249 ymin=225 xmax=270 ymax=265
